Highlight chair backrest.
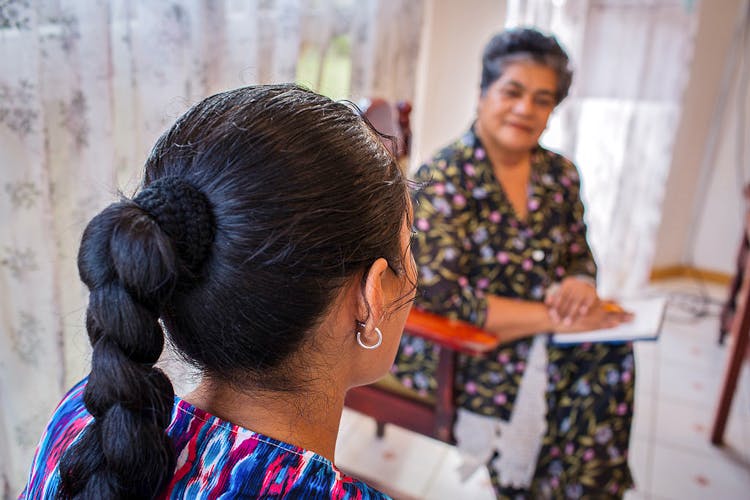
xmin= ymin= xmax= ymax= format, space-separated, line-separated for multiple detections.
xmin=359 ymin=98 xmax=411 ymax=159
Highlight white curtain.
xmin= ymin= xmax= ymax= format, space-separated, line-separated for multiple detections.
xmin=0 ymin=0 xmax=423 ymax=496
xmin=506 ymin=0 xmax=699 ymax=297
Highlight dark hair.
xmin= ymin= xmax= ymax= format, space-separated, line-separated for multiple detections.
xmin=480 ymin=27 xmax=573 ymax=103
xmin=57 ymin=84 xmax=410 ymax=499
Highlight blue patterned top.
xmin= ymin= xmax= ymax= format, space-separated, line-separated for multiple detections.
xmin=21 ymin=379 xmax=389 ymax=499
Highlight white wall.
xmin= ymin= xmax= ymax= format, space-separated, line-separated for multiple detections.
xmin=689 ymin=3 xmax=750 ymax=274
xmin=409 ymin=0 xmax=506 ymax=171
xmin=653 ymin=0 xmax=747 ymax=274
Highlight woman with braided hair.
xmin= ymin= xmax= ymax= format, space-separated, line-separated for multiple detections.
xmin=21 ymin=84 xmax=416 ymax=499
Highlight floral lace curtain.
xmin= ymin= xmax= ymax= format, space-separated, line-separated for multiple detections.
xmin=506 ymin=0 xmax=699 ymax=296
xmin=0 ymin=0 xmax=423 ymax=495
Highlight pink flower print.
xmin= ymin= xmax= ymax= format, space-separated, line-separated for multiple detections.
xmin=556 ymin=266 xmax=565 ymax=277
xmin=561 ymin=175 xmax=572 ymax=187
xmin=570 ymin=242 xmax=581 ymax=254
xmin=608 ymin=483 xmax=620 ymax=495
xmin=528 ymin=198 xmax=540 ymax=211
xmin=493 ymin=393 xmax=507 ymax=404
xmin=475 ymin=148 xmax=486 ymax=160
xmin=550 ymin=446 xmax=560 ymax=457
xmin=433 ymin=183 xmax=445 ymax=196
xmin=550 ymin=477 xmax=560 ymax=488
xmin=477 ymin=277 xmax=490 ymax=289
xmin=616 ymin=403 xmax=628 ymax=416
xmin=565 ymin=443 xmax=574 ymax=455
xmin=498 ymin=352 xmax=510 ymax=363
xmin=621 ymin=371 xmax=632 ymax=383
xmin=515 ymin=361 xmax=525 ymax=371
xmin=416 ymin=218 xmax=430 ymax=231
xmin=402 ymin=377 xmax=413 ymax=388
xmin=496 ymin=251 xmax=509 ymax=264
xmin=458 ymin=276 xmax=469 ymax=287
xmin=583 ymin=449 xmax=595 ymax=461
xmin=522 ymin=259 xmax=533 ymax=271
xmin=553 ymin=192 xmax=563 ymax=204
xmin=403 ymin=345 xmax=414 ymax=356
xmin=489 ymin=210 xmax=501 ymax=223
xmin=453 ymin=194 xmax=466 ymax=207
xmin=463 ymin=163 xmax=476 ymax=176
xmin=466 ymin=381 xmax=478 ymax=394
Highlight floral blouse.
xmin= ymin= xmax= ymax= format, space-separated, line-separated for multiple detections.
xmin=394 ymin=128 xmax=635 ymax=496
xmin=396 ymin=128 xmax=598 ymax=420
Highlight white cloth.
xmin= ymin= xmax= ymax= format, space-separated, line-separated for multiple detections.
xmin=454 ymin=334 xmax=549 ymax=488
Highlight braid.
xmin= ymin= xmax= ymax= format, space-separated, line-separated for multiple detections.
xmin=59 ymin=179 xmax=213 ymax=499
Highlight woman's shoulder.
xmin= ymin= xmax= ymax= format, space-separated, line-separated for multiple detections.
xmin=22 ymin=383 xmax=389 ymax=500
xmin=21 ymin=379 xmax=94 ymax=499
xmin=414 ymin=134 xmax=479 ymax=185
xmin=535 ymin=146 xmax=581 ymax=184
xmin=166 ymin=398 xmax=391 ymax=499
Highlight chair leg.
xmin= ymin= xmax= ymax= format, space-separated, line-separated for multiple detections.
xmin=712 ymin=252 xmax=750 ymax=444
xmin=720 ymin=235 xmax=749 ymax=344
xmin=434 ymin=349 xmax=457 ymax=444
xmin=376 ymin=421 xmax=386 ymax=439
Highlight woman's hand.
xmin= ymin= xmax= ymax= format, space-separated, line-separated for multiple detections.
xmin=545 ymin=276 xmax=598 ymax=325
xmin=553 ymin=301 xmax=633 ymax=333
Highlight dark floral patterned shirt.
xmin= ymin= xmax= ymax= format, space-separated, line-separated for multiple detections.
xmin=394 ymin=128 xmax=635 ymax=496
xmin=396 ymin=128 xmax=599 ymax=420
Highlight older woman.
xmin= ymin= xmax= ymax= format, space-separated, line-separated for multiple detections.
xmin=394 ymin=28 xmax=635 ymax=498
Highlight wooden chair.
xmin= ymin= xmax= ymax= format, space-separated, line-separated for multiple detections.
xmin=719 ymin=184 xmax=750 ymax=344
xmin=344 ymin=308 xmax=499 ymax=444
xmin=351 ymin=100 xmax=499 ymax=444
xmin=712 ymin=187 xmax=750 ymax=444
xmin=359 ymin=98 xmax=412 ymax=161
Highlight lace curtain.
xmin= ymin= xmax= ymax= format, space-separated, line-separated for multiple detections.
xmin=0 ymin=0 xmax=423 ymax=495
xmin=506 ymin=0 xmax=699 ymax=296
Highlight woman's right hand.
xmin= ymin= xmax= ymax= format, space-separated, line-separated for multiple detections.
xmin=552 ymin=301 xmax=633 ymax=333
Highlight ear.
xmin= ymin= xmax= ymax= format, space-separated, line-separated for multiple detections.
xmin=357 ymin=258 xmax=389 ymax=331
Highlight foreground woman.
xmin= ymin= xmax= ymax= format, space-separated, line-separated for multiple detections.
xmin=22 ymin=84 xmax=416 ymax=499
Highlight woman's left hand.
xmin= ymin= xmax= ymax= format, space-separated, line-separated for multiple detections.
xmin=545 ymin=276 xmax=599 ymax=325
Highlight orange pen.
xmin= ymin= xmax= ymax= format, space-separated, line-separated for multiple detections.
xmin=602 ymin=301 xmax=626 ymax=314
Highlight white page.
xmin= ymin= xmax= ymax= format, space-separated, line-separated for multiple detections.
xmin=550 ymin=296 xmax=668 ymax=345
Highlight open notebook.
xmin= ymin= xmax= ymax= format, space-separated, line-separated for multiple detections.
xmin=550 ymin=296 xmax=668 ymax=345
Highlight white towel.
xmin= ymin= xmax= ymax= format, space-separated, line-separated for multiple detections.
xmin=455 ymin=334 xmax=549 ymax=488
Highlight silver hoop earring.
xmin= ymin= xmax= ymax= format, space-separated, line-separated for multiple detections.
xmin=357 ymin=327 xmax=383 ymax=350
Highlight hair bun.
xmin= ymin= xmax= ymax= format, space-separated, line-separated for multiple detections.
xmin=134 ymin=177 xmax=215 ymax=273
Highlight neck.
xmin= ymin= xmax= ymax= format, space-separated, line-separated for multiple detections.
xmin=475 ymin=125 xmax=533 ymax=169
xmin=184 ymin=376 xmax=345 ymax=461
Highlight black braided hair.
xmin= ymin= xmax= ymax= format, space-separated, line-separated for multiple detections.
xmin=56 ymin=84 xmax=410 ymax=499
xmin=480 ymin=27 xmax=573 ymax=103
xmin=58 ymin=178 xmax=213 ymax=499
